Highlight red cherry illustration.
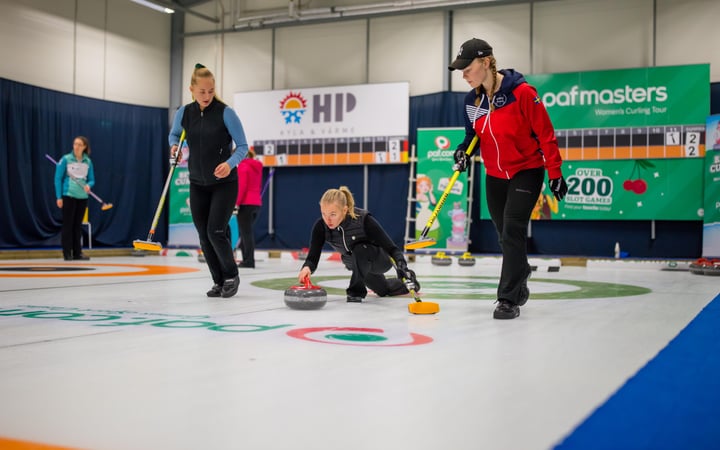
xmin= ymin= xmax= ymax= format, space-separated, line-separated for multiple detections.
xmin=632 ymin=179 xmax=647 ymax=194
xmin=623 ymin=180 xmax=634 ymax=191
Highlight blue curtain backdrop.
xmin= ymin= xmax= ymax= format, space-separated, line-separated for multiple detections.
xmin=2 ymin=79 xmax=718 ymax=257
xmin=0 ymin=77 xmax=169 ymax=248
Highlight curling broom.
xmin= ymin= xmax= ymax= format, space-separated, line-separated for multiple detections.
xmin=405 ymin=135 xmax=478 ymax=250
xmin=133 ymin=130 xmax=186 ymax=252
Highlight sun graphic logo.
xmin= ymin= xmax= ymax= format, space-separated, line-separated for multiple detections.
xmin=279 ymin=91 xmax=307 ymax=124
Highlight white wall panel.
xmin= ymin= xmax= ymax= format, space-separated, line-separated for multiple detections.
xmin=274 ymin=20 xmax=367 ymax=89
xmin=74 ymin=0 xmax=108 ymax=100
xmin=0 ymin=0 xmax=75 ymax=92
xmin=104 ymin=0 xmax=170 ymax=107
xmin=368 ymin=12 xmax=444 ymax=96
xmin=0 ymin=0 xmax=170 ymax=107
xmin=223 ymin=29 xmax=274 ymax=94
xmin=533 ymin=0 xmax=652 ymax=74
xmin=451 ymin=3 xmax=531 ymax=92
xmin=657 ymin=0 xmax=720 ymax=82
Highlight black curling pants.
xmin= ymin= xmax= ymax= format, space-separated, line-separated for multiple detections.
xmin=236 ymin=205 xmax=260 ymax=266
xmin=61 ymin=196 xmax=88 ymax=259
xmin=190 ymin=181 xmax=239 ymax=285
xmin=485 ymin=167 xmax=544 ymax=305
xmin=345 ymin=243 xmax=407 ymax=298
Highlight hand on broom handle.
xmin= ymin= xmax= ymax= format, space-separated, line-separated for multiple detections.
xmin=405 ymin=135 xmax=478 ymax=250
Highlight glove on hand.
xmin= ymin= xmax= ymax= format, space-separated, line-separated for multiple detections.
xmin=395 ymin=258 xmax=408 ymax=274
xmin=549 ymin=176 xmax=568 ymax=201
xmin=402 ymin=268 xmax=420 ymax=292
xmin=453 ymin=148 xmax=471 ymax=173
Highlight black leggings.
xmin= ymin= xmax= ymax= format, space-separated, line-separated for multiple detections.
xmin=485 ymin=167 xmax=544 ymax=305
xmin=61 ymin=196 xmax=88 ymax=259
xmin=190 ymin=182 xmax=238 ymax=284
xmin=236 ymin=205 xmax=260 ymax=265
xmin=346 ymin=243 xmax=407 ymax=298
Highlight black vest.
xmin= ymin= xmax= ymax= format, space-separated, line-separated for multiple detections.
xmin=181 ymin=99 xmax=237 ymax=185
xmin=324 ymin=208 xmax=369 ymax=256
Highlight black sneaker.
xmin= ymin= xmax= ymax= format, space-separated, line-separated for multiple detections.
xmin=221 ymin=275 xmax=240 ymax=298
xmin=493 ymin=300 xmax=520 ymax=320
xmin=206 ymin=284 xmax=222 ymax=298
xmin=346 ymin=296 xmax=364 ymax=303
xmin=73 ymin=254 xmax=90 ymax=261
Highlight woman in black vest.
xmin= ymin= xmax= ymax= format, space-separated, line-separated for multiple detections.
xmin=298 ymin=186 xmax=419 ymax=302
xmin=169 ymin=64 xmax=249 ymax=298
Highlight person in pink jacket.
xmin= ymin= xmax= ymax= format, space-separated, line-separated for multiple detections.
xmin=235 ymin=148 xmax=263 ymax=268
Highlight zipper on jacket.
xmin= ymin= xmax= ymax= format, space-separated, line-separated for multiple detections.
xmin=338 ymin=226 xmax=351 ymax=253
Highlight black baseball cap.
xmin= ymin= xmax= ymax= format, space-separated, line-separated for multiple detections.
xmin=448 ymin=38 xmax=493 ymax=71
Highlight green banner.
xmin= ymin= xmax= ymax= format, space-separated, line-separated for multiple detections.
xmin=703 ymin=115 xmax=720 ymax=257
xmin=479 ymin=158 xmax=703 ymax=220
xmin=416 ymin=128 xmax=469 ymax=251
xmin=526 ymin=64 xmax=710 ymax=129
xmin=168 ymin=166 xmax=198 ymax=246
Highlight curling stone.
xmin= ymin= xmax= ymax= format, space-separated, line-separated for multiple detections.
xmin=431 ymin=251 xmax=452 ymax=266
xmin=457 ymin=251 xmax=476 ymax=266
xmin=284 ymin=277 xmax=327 ymax=310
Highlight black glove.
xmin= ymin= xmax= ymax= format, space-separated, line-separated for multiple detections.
xmin=394 ymin=259 xmax=420 ymax=292
xmin=549 ymin=176 xmax=568 ymax=201
xmin=395 ymin=258 xmax=408 ymax=275
xmin=453 ymin=148 xmax=471 ymax=173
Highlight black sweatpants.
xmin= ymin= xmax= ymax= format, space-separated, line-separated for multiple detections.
xmin=485 ymin=167 xmax=544 ymax=305
xmin=61 ymin=196 xmax=88 ymax=259
xmin=236 ymin=205 xmax=260 ymax=266
xmin=346 ymin=243 xmax=407 ymax=298
xmin=190 ymin=181 xmax=239 ymax=285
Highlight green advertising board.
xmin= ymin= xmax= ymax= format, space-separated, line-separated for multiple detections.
xmin=416 ymin=128 xmax=470 ymax=251
xmin=525 ymin=64 xmax=710 ymax=129
xmin=478 ymin=158 xmax=703 ymax=220
xmin=703 ymin=115 xmax=720 ymax=256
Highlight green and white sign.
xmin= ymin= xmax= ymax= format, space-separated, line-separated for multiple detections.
xmin=416 ymin=128 xmax=469 ymax=251
xmin=526 ymin=64 xmax=710 ymax=129
xmin=479 ymin=158 xmax=703 ymax=220
xmin=703 ymin=115 xmax=720 ymax=257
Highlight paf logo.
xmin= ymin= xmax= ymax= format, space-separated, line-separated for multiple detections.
xmin=435 ymin=135 xmax=451 ymax=150
xmin=279 ymin=91 xmax=307 ymax=124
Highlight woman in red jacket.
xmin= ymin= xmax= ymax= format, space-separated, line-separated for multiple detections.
xmin=235 ymin=149 xmax=263 ymax=268
xmin=449 ymin=38 xmax=568 ymax=320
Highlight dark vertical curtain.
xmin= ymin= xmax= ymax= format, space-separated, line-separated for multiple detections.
xmin=0 ymin=77 xmax=168 ymax=248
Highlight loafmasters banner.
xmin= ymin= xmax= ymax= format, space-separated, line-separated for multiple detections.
xmin=478 ymin=64 xmax=709 ymax=221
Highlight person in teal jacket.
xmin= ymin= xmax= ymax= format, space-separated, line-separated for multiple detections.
xmin=54 ymin=136 xmax=95 ymax=261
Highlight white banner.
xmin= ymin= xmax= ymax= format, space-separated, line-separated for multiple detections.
xmin=233 ymin=82 xmax=409 ymax=166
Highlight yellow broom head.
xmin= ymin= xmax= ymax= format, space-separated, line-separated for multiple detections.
xmin=408 ymin=301 xmax=439 ymax=315
xmin=404 ymin=238 xmax=437 ymax=250
xmin=101 ymin=203 xmax=113 ymax=211
xmin=133 ymin=240 xmax=162 ymax=252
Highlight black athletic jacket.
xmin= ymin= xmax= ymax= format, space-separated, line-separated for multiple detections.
xmin=302 ymin=208 xmax=404 ymax=272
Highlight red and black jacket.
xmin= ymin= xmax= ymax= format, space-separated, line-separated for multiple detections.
xmin=457 ymin=69 xmax=563 ymax=180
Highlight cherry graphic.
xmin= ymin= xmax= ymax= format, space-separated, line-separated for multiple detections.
xmin=632 ymin=179 xmax=647 ymax=194
xmin=623 ymin=160 xmax=654 ymax=195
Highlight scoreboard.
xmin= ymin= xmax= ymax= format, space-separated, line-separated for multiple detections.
xmin=556 ymin=125 xmax=705 ymax=161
